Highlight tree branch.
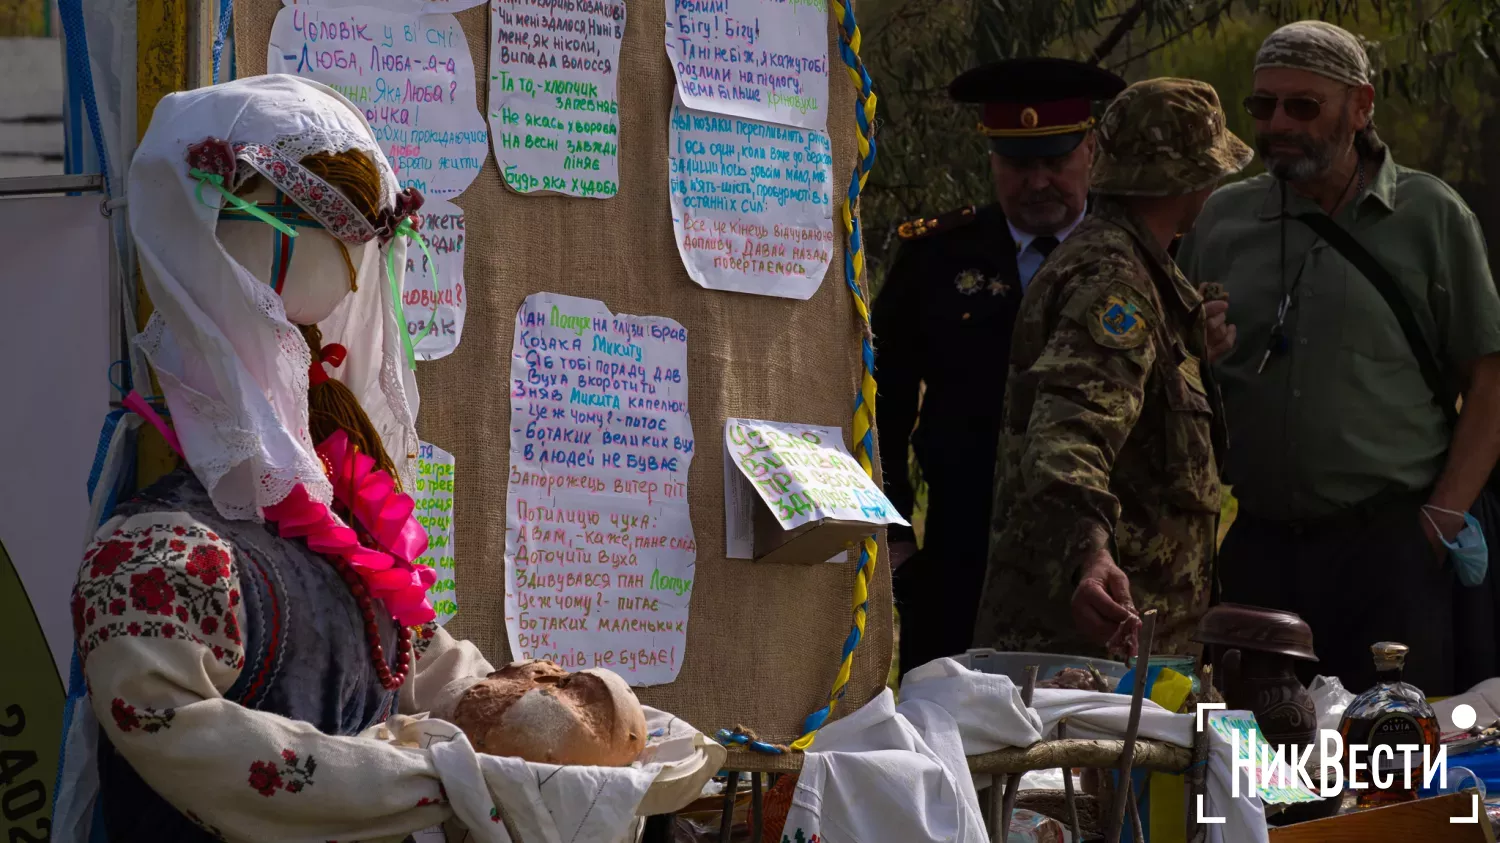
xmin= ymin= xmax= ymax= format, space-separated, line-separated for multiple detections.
xmin=1106 ymin=0 xmax=1234 ymax=71
xmin=1089 ymin=0 xmax=1148 ymax=65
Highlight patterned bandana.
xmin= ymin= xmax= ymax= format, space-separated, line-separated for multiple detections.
xmin=1255 ymin=21 xmax=1373 ymax=88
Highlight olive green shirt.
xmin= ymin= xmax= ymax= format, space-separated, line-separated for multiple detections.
xmin=1178 ymin=155 xmax=1500 ymax=520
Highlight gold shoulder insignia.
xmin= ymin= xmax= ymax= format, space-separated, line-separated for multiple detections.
xmin=897 ymin=205 xmax=978 ymax=241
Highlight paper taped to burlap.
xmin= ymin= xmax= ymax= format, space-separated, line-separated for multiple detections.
xmin=236 ymin=0 xmax=891 ymax=746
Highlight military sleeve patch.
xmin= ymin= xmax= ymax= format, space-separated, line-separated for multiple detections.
xmin=1075 ymin=283 xmax=1153 ymax=350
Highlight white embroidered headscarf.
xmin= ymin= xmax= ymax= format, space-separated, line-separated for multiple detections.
xmin=130 ymin=74 xmax=421 ymax=521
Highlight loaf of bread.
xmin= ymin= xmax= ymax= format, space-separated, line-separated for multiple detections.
xmin=451 ymin=660 xmax=648 ymax=766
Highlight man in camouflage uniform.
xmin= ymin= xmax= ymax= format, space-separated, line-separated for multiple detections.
xmin=973 ymin=79 xmax=1254 ymax=658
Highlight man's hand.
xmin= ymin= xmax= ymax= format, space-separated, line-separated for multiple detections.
xmin=1204 ymin=297 xmax=1236 ymax=365
xmin=1071 ymin=548 xmax=1140 ymax=657
xmin=889 ymin=541 xmax=918 ymax=571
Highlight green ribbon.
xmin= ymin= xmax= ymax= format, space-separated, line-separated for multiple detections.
xmin=189 ymin=168 xmax=300 ymax=238
xmin=385 ymin=217 xmax=441 ymax=370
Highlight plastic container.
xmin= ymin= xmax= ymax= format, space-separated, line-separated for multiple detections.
xmin=953 ymin=649 xmax=1130 ymax=687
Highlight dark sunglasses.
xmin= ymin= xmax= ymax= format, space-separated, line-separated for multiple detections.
xmin=1242 ymin=94 xmax=1324 ymax=121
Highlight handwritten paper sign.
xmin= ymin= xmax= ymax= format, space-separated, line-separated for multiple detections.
xmin=285 ymin=0 xmax=486 ymax=12
xmin=1208 ymin=712 xmax=1319 ymax=805
xmin=668 ymin=97 xmax=834 ymax=299
xmin=725 ymin=418 xmax=905 ymax=530
xmin=664 ymin=0 xmax=830 ymax=130
xmin=488 ymin=0 xmax=627 ymax=198
xmin=403 ymin=196 xmax=467 ymax=360
xmin=504 ymin=293 xmax=695 ymax=686
xmin=269 ymin=4 xmax=489 ymax=198
xmin=415 ymin=441 xmax=458 ymax=624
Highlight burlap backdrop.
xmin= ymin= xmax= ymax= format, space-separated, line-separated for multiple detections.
xmin=236 ymin=0 xmax=892 ymax=745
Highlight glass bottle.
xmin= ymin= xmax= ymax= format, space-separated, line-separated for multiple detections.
xmin=1336 ymin=642 xmax=1441 ymax=809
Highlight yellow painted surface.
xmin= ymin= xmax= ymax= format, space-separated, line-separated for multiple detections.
xmin=0 ymin=0 xmax=49 ymax=37
xmin=133 ymin=0 xmax=188 ymax=488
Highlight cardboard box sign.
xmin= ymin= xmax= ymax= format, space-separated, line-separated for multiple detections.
xmin=723 ymin=418 xmax=907 ymax=564
xmin=751 ymin=512 xmax=872 ymax=566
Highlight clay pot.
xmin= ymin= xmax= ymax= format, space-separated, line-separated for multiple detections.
xmin=1194 ymin=604 xmax=1319 ymax=753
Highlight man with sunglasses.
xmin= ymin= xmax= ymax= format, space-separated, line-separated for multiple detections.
xmin=1178 ymin=20 xmax=1500 ymax=695
xmin=872 ymin=59 xmax=1125 ymax=677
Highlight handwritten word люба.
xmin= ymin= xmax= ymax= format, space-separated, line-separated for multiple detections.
xmin=269 ymin=5 xmax=489 ymax=198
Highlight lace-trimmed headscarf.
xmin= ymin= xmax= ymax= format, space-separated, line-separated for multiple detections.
xmin=130 ymin=75 xmax=421 ymax=521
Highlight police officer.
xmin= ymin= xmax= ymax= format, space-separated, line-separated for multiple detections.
xmin=872 ymin=58 xmax=1125 ymax=677
xmin=973 ymin=78 xmax=1254 ymax=658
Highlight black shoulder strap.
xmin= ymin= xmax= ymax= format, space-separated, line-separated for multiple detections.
xmin=1291 ymin=212 xmax=1459 ymax=426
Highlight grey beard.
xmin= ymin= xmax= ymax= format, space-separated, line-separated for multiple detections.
xmin=1266 ymin=153 xmax=1326 ymax=182
xmin=1258 ymin=110 xmax=1349 ymax=184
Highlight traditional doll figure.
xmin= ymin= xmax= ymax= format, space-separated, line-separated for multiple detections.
xmin=69 ymin=76 xmax=497 ymax=843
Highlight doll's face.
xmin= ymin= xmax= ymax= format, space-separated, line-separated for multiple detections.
xmin=216 ymin=178 xmax=355 ymax=326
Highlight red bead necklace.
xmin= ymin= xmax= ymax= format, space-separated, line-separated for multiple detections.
xmin=320 ymin=445 xmax=413 ymax=692
xmin=330 ymin=550 xmax=414 ymax=690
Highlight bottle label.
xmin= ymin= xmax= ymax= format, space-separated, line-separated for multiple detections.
xmin=1367 ymin=713 xmax=1425 ymax=774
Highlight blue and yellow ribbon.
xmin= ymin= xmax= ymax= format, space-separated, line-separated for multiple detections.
xmin=790 ymin=0 xmax=880 ymax=752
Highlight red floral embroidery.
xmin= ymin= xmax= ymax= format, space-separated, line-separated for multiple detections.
xmin=110 ymin=698 xmax=175 ymax=734
xmin=111 ymin=698 xmax=136 ymax=731
xmin=490 ymin=807 xmax=502 ymax=823
xmin=75 ymin=521 xmax=243 ymax=671
xmin=247 ymin=761 xmax=283 ymax=797
xmin=129 ymin=568 xmax=176 ymax=615
xmin=240 ymin=142 xmax=378 ymax=244
xmin=248 ymin=751 xmax=317 ymax=797
xmin=416 ymin=796 xmax=441 ymax=807
xmin=91 ymin=541 xmax=135 ymax=577
xmin=413 ymin=621 xmax=438 ymax=662
xmin=186 ymin=545 xmax=230 ymax=585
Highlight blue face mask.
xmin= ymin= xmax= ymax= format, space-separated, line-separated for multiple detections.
xmin=1423 ymin=506 xmax=1490 ymax=587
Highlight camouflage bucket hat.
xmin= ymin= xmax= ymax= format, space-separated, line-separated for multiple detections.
xmin=1090 ymin=77 xmax=1254 ymax=197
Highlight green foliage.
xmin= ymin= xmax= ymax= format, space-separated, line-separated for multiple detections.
xmin=860 ymin=0 xmax=1500 ymax=297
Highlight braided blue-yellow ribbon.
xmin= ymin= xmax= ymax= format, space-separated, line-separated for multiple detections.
xmin=791 ymin=0 xmax=879 ymax=752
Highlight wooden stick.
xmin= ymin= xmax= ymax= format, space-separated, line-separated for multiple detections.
xmin=996 ymin=665 xmax=1040 ymax=840
xmin=1127 ymin=779 xmax=1146 ymax=843
xmin=1059 ymin=719 xmax=1083 ymax=843
xmin=752 ymin=773 xmax=764 ymax=843
xmin=1187 ymin=664 xmax=1213 ymax=843
xmin=1105 ymin=609 xmax=1156 ymax=843
xmin=966 ymin=738 xmax=1190 ymax=774
xmin=719 ymin=772 xmax=739 ymax=843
